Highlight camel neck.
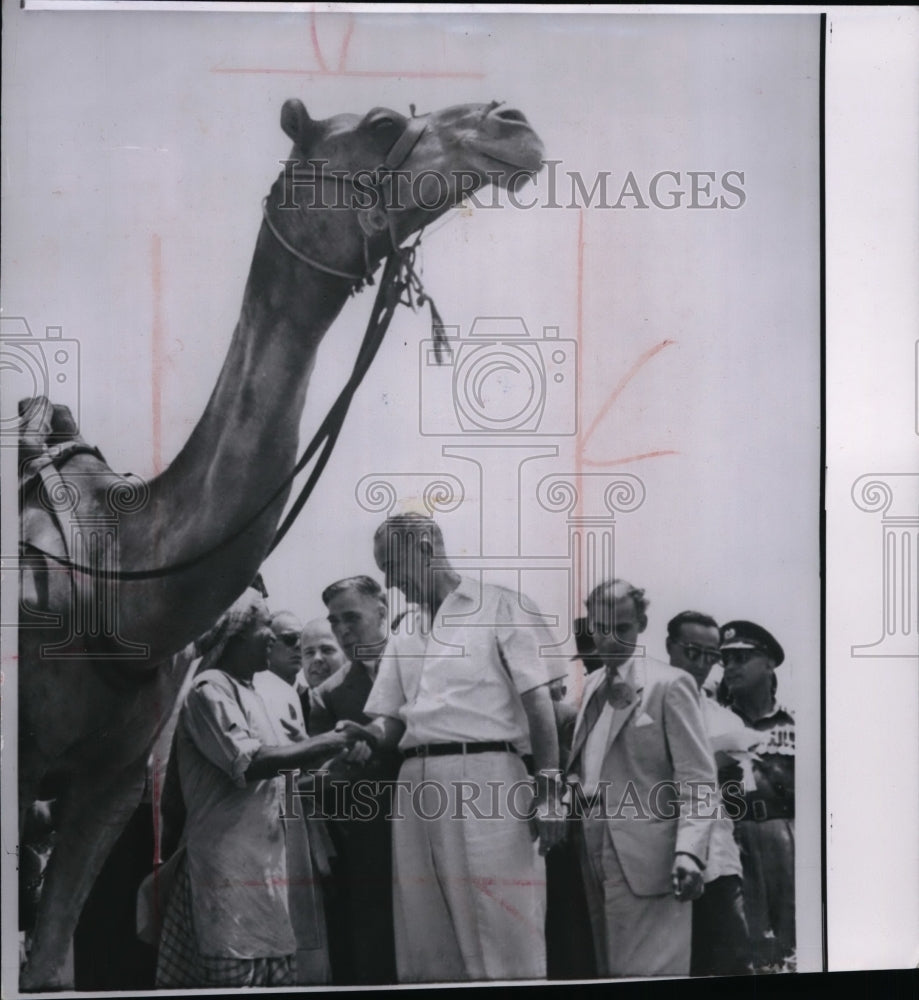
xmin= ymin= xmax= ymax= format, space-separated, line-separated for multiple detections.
xmin=114 ymin=205 xmax=363 ymax=660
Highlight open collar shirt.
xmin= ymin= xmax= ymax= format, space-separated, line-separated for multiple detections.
xmin=364 ymin=575 xmax=566 ymax=754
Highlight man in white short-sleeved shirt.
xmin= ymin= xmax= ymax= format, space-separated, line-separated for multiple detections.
xmin=340 ymin=514 xmax=567 ymax=983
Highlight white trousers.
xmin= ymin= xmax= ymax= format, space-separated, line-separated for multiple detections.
xmin=391 ymin=752 xmax=546 ymax=983
xmin=578 ymin=817 xmax=691 ymax=978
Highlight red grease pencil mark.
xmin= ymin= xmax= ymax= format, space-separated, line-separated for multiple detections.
xmin=310 ymin=11 xmax=329 ymax=73
xmin=574 ymin=210 xmax=586 ymax=527
xmin=574 ymin=212 xmax=677 ymax=475
xmin=580 ymin=337 xmax=677 ymax=457
xmin=151 ymin=234 xmax=164 ymax=478
xmin=150 ymin=233 xmax=165 ymax=876
xmin=213 ymin=67 xmax=485 ymax=79
xmin=470 ymin=877 xmax=545 ymax=937
xmin=336 ymin=18 xmax=355 ymax=73
xmin=212 ymin=9 xmax=484 ymax=80
xmin=582 ymin=449 xmax=678 ymax=468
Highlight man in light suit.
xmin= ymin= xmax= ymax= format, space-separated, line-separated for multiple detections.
xmin=566 ymin=579 xmax=717 ymax=978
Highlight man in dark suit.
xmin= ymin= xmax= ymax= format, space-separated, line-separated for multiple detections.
xmin=308 ymin=576 xmax=399 ymax=985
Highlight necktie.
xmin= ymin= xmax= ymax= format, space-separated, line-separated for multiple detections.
xmin=566 ymin=668 xmax=635 ymax=774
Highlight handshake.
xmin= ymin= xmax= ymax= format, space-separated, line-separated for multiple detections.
xmin=327 ymin=720 xmax=381 ymax=769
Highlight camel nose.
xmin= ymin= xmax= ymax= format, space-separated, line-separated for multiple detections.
xmin=492 ymin=107 xmax=529 ymax=125
xmin=480 ymin=104 xmax=544 ymax=168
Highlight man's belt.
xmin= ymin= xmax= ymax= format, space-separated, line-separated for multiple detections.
xmin=403 ymin=741 xmax=517 ymax=759
xmin=741 ymin=795 xmax=794 ymax=822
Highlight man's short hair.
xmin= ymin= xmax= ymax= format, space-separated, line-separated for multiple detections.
xmin=585 ymin=578 xmax=649 ymax=620
xmin=373 ymin=513 xmax=444 ymax=551
xmin=321 ymin=575 xmax=387 ymax=609
xmin=666 ymin=610 xmax=718 ymax=643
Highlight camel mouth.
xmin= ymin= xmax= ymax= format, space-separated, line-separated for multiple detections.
xmin=469 ymin=140 xmax=545 ymax=183
xmin=468 ymin=104 xmax=545 ymax=182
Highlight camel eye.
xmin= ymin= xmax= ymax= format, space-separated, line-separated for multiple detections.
xmin=372 ymin=117 xmax=396 ymax=130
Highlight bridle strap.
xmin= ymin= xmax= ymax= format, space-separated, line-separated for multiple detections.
xmin=261 ymin=199 xmax=365 ymax=284
xmin=381 ymin=116 xmax=428 ymax=171
xmin=20 ymin=113 xmax=441 ymax=583
xmin=260 ymin=116 xmax=430 ymax=288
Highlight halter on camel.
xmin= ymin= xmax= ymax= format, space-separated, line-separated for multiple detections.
xmin=20 ymin=104 xmax=523 ymax=582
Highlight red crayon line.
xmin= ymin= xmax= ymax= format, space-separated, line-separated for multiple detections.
xmin=580 ymin=337 xmax=676 ymax=454
xmin=309 ymin=11 xmax=329 ymax=73
xmin=574 ymin=209 xmax=586 ymax=525
xmin=336 ymin=17 xmax=355 ymax=73
xmin=151 ymin=234 xmax=164 ymax=478
xmin=210 ymin=67 xmax=485 ymax=79
xmin=582 ymin=449 xmax=679 ymax=468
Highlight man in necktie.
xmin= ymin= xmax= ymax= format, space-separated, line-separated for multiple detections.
xmin=308 ymin=576 xmax=400 ymax=984
xmin=566 ymin=579 xmax=717 ymax=978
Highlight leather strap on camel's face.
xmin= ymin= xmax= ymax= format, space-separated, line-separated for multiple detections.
xmin=265 ymin=108 xmax=430 ymax=287
xmin=379 ymin=113 xmax=428 ymax=174
xmin=371 ymin=114 xmax=429 ymax=259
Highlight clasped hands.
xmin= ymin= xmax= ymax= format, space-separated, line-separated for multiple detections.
xmin=329 ymin=719 xmax=379 ymax=767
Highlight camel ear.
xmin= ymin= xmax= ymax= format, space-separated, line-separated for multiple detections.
xmin=281 ymin=99 xmax=314 ymax=146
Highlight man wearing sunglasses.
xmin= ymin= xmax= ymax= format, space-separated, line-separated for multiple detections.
xmin=718 ymin=620 xmax=795 ymax=971
xmin=666 ymin=612 xmax=752 ymax=977
xmin=255 ymin=612 xmax=312 ymax=738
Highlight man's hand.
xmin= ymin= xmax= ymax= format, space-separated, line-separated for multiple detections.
xmin=334 ymin=719 xmax=380 ymax=751
xmin=338 ymin=740 xmax=373 ymax=765
xmin=671 ymin=853 xmax=704 ymax=902
xmin=530 ymin=774 xmax=568 ymax=856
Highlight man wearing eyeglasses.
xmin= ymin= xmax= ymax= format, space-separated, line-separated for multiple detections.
xmin=718 ymin=620 xmax=795 ymax=971
xmin=255 ymin=612 xmax=313 ymax=739
xmin=665 ymin=612 xmax=752 ymax=977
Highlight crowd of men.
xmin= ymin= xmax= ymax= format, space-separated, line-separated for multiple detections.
xmin=124 ymin=513 xmax=795 ymax=986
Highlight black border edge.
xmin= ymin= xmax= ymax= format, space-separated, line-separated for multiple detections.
xmin=819 ymin=8 xmax=828 ymax=976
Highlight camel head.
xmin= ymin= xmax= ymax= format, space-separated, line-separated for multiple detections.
xmin=270 ymin=99 xmax=545 ymax=274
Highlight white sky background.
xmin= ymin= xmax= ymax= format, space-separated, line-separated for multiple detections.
xmin=2 ymin=7 xmax=825 ymax=976
xmin=2 ymin=11 xmax=821 ymax=657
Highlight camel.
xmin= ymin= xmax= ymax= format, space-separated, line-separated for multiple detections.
xmin=17 ymin=97 xmax=544 ymax=990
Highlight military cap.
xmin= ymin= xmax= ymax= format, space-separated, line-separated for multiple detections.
xmin=719 ymin=620 xmax=784 ymax=666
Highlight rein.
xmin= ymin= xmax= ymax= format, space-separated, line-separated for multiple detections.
xmin=21 ymin=113 xmax=446 ymax=582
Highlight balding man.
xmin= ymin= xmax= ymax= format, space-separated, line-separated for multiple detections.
xmin=566 ymin=580 xmax=716 ymax=978
xmin=338 ymin=514 xmax=566 ymax=983
xmin=252 ymin=610 xmax=332 ymax=984
xmin=299 ymin=619 xmax=347 ymax=732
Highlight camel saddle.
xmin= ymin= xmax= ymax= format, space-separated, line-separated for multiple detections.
xmin=18 ymin=396 xmax=150 ymax=664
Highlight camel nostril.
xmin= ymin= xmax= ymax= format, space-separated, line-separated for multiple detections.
xmin=493 ymin=108 xmax=528 ymax=125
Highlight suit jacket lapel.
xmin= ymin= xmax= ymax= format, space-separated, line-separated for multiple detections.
xmin=342 ymin=662 xmax=372 ymax=715
xmin=603 ymin=657 xmax=645 ymax=756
